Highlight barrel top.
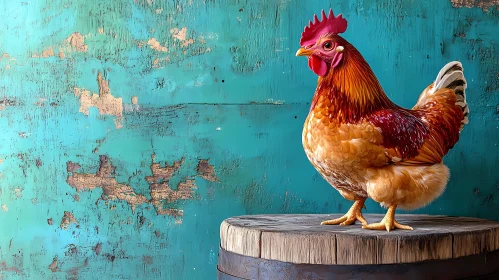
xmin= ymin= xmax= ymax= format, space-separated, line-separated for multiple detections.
xmin=220 ymin=214 xmax=499 ymax=265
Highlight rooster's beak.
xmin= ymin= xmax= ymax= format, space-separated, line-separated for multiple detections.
xmin=296 ymin=47 xmax=313 ymax=57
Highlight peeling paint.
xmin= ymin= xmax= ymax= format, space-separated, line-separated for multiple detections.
xmin=0 ymin=53 xmax=15 ymax=66
xmin=66 ymin=155 xmax=148 ymax=212
xmin=170 ymin=27 xmax=195 ymax=48
xmin=196 ymin=159 xmax=218 ymax=182
xmin=147 ymin=38 xmax=168 ymax=52
xmin=65 ymin=244 xmax=78 ymax=256
xmin=66 ymin=161 xmax=81 ymax=172
xmin=31 ymin=47 xmax=63 ymax=59
xmin=93 ymin=243 xmax=102 ymax=255
xmin=146 ymin=154 xmax=183 ymax=183
xmin=171 ymin=27 xmax=188 ymax=41
xmin=65 ymin=32 xmax=88 ymax=52
xmin=60 ymin=211 xmax=77 ymax=230
xmin=66 ymin=153 xmax=201 ymax=217
xmin=32 ymin=32 xmax=87 ymax=59
xmin=0 ymin=262 xmax=21 ymax=275
xmin=48 ymin=257 xmax=58 ymax=273
xmin=1 ymin=204 xmax=7 ymax=212
xmin=450 ymin=0 xmax=499 ymax=11
xmin=74 ymin=71 xmax=123 ymax=129
xmin=13 ymin=188 xmax=22 ymax=198
xmin=147 ymin=154 xmax=197 ymax=217
xmin=0 ymin=97 xmax=19 ymax=110
xmin=150 ymin=179 xmax=196 ymax=217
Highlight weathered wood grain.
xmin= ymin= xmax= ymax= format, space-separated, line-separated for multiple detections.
xmin=397 ymin=233 xmax=453 ymax=263
xmin=309 ymin=233 xmax=335 ymax=265
xmin=225 ymin=224 xmax=262 ymax=258
xmin=494 ymin=227 xmax=499 ymax=250
xmin=376 ymin=235 xmax=398 ymax=263
xmin=336 ymin=233 xmax=377 ymax=264
xmin=261 ymin=232 xmax=310 ymax=263
xmin=221 ymin=214 xmax=499 ymax=265
xmin=220 ymin=220 xmax=230 ymax=250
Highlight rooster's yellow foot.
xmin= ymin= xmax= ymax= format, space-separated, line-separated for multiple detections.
xmin=321 ymin=199 xmax=367 ymax=226
xmin=362 ymin=205 xmax=413 ymax=232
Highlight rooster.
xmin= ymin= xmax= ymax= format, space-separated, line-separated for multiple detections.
xmin=296 ymin=9 xmax=468 ymax=231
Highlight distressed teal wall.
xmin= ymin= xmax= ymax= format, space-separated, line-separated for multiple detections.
xmin=0 ymin=0 xmax=498 ymax=279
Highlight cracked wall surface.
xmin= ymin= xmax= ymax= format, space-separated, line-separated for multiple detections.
xmin=450 ymin=0 xmax=499 ymax=11
xmin=0 ymin=0 xmax=498 ymax=279
xmin=66 ymin=154 xmax=203 ymax=219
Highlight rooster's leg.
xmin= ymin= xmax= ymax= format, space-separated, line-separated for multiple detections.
xmin=362 ymin=205 xmax=413 ymax=232
xmin=321 ymin=198 xmax=367 ymax=226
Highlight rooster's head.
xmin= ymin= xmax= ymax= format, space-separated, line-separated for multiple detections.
xmin=296 ymin=9 xmax=348 ymax=77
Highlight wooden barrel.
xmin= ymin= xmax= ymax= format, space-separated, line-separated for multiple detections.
xmin=217 ymin=214 xmax=499 ymax=280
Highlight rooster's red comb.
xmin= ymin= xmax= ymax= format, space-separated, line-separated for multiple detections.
xmin=300 ymin=9 xmax=347 ymax=47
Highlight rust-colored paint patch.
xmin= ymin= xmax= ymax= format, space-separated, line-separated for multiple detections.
xmin=66 ymin=161 xmax=81 ymax=172
xmin=196 ymin=159 xmax=218 ymax=182
xmin=93 ymin=243 xmax=102 ymax=255
xmin=147 ymin=27 xmax=213 ymax=68
xmin=66 ymin=155 xmax=148 ymax=212
xmin=66 ymin=154 xmax=204 ymax=218
xmin=32 ymin=32 xmax=86 ymax=59
xmin=60 ymin=211 xmax=77 ymax=230
xmin=170 ymin=27 xmax=195 ymax=48
xmin=0 ymin=262 xmax=21 ymax=274
xmin=147 ymin=38 xmax=168 ymax=52
xmin=41 ymin=47 xmax=55 ymax=58
xmin=450 ymin=0 xmax=499 ymax=11
xmin=131 ymin=96 xmax=138 ymax=105
xmin=65 ymin=32 xmax=88 ymax=52
xmin=146 ymin=154 xmax=183 ymax=183
xmin=151 ymin=179 xmax=196 ymax=218
xmin=47 ymin=218 xmax=53 ymax=225
xmin=147 ymin=155 xmax=196 ymax=217
xmin=0 ymin=97 xmax=17 ymax=110
xmin=65 ymin=244 xmax=78 ymax=256
xmin=171 ymin=27 xmax=187 ymax=41
xmin=74 ymin=71 xmax=123 ymax=129
xmin=31 ymin=47 xmax=64 ymax=59
xmin=48 ymin=257 xmax=58 ymax=273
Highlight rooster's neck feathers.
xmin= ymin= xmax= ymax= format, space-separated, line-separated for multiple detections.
xmin=311 ymin=42 xmax=395 ymax=123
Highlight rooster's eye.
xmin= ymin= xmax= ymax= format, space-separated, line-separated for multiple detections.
xmin=323 ymin=41 xmax=333 ymax=51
